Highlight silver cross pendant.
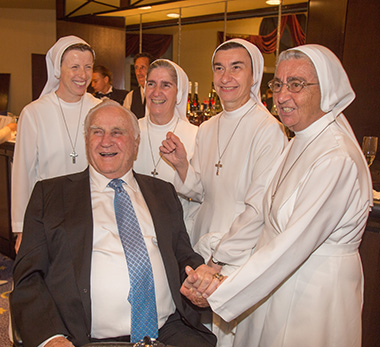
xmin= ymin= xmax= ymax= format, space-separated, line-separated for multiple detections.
xmin=70 ymin=151 xmax=78 ymax=164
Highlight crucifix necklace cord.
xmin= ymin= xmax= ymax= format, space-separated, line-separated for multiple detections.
xmin=56 ymin=93 xmax=83 ymax=164
xmin=216 ymin=104 xmax=255 ymax=175
xmin=147 ymin=116 xmax=179 ymax=177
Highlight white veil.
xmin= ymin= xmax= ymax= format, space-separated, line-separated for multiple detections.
xmin=290 ymin=44 xmax=373 ymax=205
xmin=40 ymin=35 xmax=93 ymax=98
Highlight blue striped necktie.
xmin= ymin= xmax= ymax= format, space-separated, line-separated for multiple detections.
xmin=108 ymin=178 xmax=158 ymax=343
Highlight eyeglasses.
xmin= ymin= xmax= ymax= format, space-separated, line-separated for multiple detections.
xmin=268 ymin=79 xmax=319 ymax=93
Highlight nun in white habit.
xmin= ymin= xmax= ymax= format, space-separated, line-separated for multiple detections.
xmin=11 ymin=36 xmax=101 ymax=250
xmin=205 ymin=44 xmax=372 ymax=346
xmin=161 ymin=39 xmax=287 ymax=265
xmin=160 ymin=39 xmax=287 ymax=346
xmin=133 ymin=59 xmax=200 ymax=242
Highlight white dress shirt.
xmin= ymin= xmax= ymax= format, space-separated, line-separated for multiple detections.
xmin=123 ymin=86 xmax=144 ymax=110
xmin=39 ymin=167 xmax=175 ymax=346
xmin=89 ymin=166 xmax=176 ymax=338
xmin=96 ymin=86 xmax=113 ymax=100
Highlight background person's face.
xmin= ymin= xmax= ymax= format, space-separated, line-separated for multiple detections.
xmin=213 ymin=47 xmax=253 ymax=112
xmin=134 ymin=57 xmax=150 ymax=88
xmin=86 ymin=106 xmax=139 ymax=179
xmin=57 ymin=49 xmax=93 ymax=102
xmin=274 ymin=58 xmax=324 ymax=132
xmin=91 ymin=72 xmax=109 ymax=93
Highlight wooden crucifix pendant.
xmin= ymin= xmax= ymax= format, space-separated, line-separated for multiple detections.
xmin=215 ymin=160 xmax=222 ymax=175
xmin=151 ymin=168 xmax=159 ymax=176
xmin=70 ymin=151 xmax=78 ymax=164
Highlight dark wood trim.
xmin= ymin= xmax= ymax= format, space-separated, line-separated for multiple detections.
xmin=56 ymin=0 xmax=65 ymax=20
xmin=100 ymin=0 xmax=186 ymax=13
xmin=124 ymin=3 xmax=308 ymax=31
xmin=60 ymin=0 xmax=186 ymax=19
xmin=55 ymin=1 xmax=307 ymax=31
xmin=63 ymin=15 xmax=126 ymax=28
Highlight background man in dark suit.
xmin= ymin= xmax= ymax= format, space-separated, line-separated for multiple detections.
xmin=10 ymin=100 xmax=216 ymax=347
xmin=92 ymin=65 xmax=128 ymax=105
xmin=123 ymin=52 xmax=154 ymax=118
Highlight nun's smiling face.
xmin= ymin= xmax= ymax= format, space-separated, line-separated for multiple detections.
xmin=274 ymin=58 xmax=324 ymax=132
xmin=213 ymin=47 xmax=253 ymax=112
xmin=57 ymin=49 xmax=94 ymax=102
xmin=145 ymin=67 xmax=178 ymax=124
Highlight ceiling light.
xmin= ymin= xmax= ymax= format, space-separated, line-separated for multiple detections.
xmin=266 ymin=0 xmax=281 ymax=5
xmin=139 ymin=6 xmax=152 ymax=10
xmin=167 ymin=13 xmax=180 ymax=18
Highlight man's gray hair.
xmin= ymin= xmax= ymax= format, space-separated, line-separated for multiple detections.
xmin=84 ymin=100 xmax=140 ymax=139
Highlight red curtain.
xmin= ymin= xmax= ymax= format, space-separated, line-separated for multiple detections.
xmin=219 ymin=15 xmax=305 ymax=54
xmin=287 ymin=15 xmax=306 ymax=47
xmin=125 ymin=33 xmax=172 ymax=58
xmin=125 ymin=15 xmax=305 ymax=58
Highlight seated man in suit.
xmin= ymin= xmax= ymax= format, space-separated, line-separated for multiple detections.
xmin=92 ymin=65 xmax=128 ymax=105
xmin=10 ymin=100 xmax=217 ymax=347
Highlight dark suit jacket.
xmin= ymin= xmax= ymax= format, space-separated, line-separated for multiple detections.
xmin=94 ymin=88 xmax=128 ymax=105
xmin=130 ymin=87 xmax=145 ymax=119
xmin=10 ymin=168 xmax=215 ymax=347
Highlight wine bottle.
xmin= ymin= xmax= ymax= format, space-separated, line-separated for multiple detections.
xmin=203 ymin=97 xmax=209 ymax=113
xmin=187 ymin=81 xmax=193 ymax=115
xmin=193 ymin=82 xmax=200 ymax=112
xmin=214 ymin=93 xmax=223 ymax=113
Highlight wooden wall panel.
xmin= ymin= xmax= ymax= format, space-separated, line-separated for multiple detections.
xmin=307 ymin=0 xmax=380 ymax=185
xmin=307 ymin=1 xmax=380 ymax=345
xmin=306 ymin=0 xmax=349 ymax=61
xmin=342 ymin=0 xmax=380 ymax=159
xmin=57 ymin=20 xmax=126 ymax=89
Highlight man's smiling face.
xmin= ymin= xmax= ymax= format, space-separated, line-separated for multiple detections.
xmin=86 ymin=105 xmax=139 ymax=179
